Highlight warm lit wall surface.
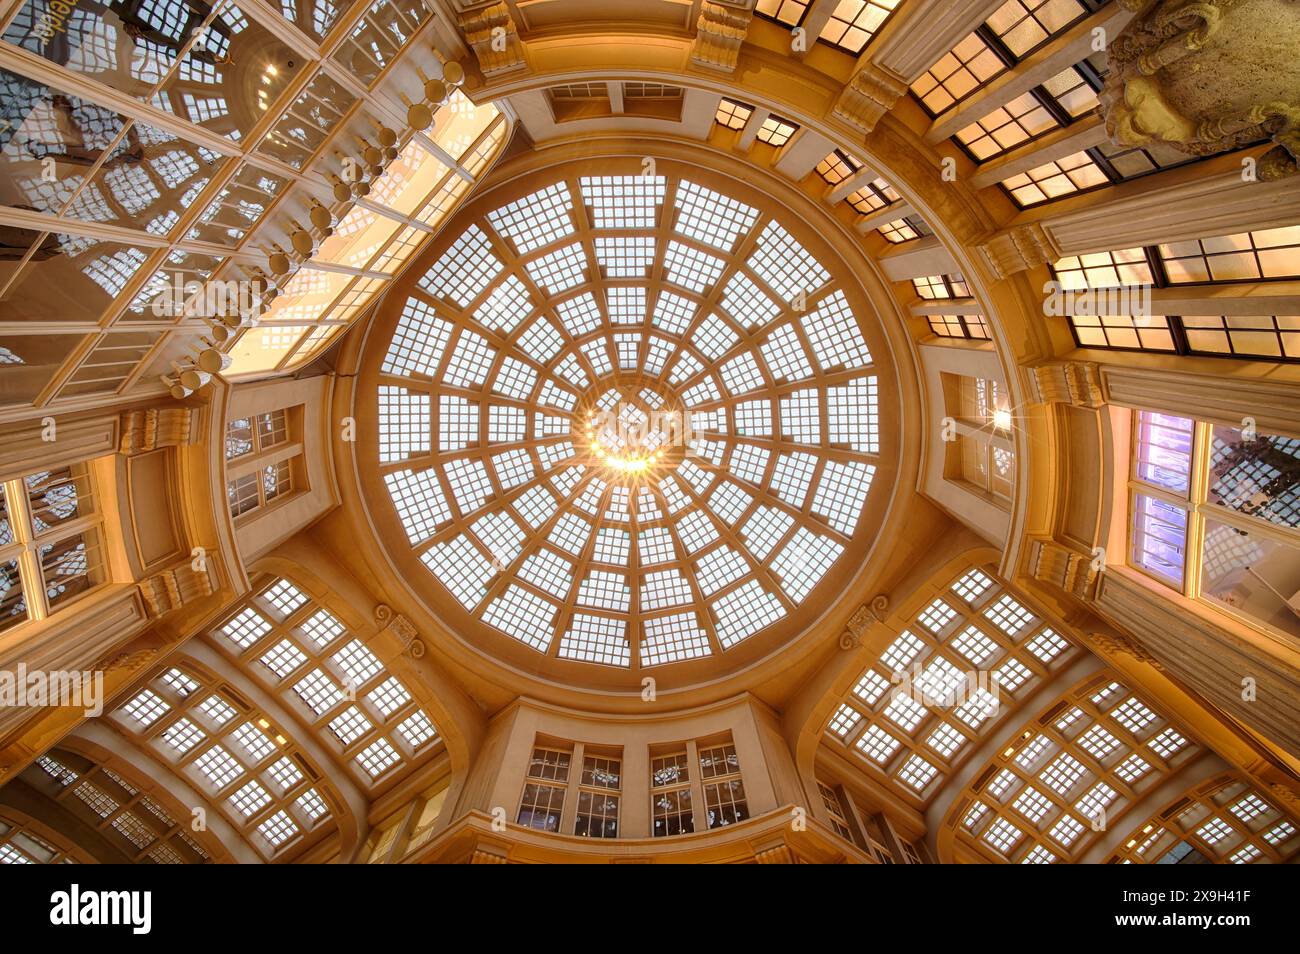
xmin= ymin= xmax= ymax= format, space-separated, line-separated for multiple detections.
xmin=0 ymin=0 xmax=1298 ymax=866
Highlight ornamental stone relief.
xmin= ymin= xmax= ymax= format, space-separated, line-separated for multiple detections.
xmin=1101 ymin=0 xmax=1300 ymax=180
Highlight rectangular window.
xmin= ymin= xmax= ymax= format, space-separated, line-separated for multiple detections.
xmin=651 ymin=750 xmax=694 ymax=837
xmin=0 ymin=465 xmax=104 ymax=632
xmin=1127 ymin=411 xmax=1300 ymax=642
xmin=818 ymin=781 xmax=855 ymax=841
xmin=574 ymin=753 xmax=620 ymax=838
xmin=699 ymin=741 xmax=749 ymax=829
xmin=517 ymin=747 xmax=570 ymax=831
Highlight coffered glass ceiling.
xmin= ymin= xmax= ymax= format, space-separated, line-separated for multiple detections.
xmin=374 ymin=172 xmax=882 ymax=669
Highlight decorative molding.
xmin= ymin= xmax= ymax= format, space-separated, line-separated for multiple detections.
xmin=137 ymin=561 xmax=216 ymax=618
xmin=832 ymin=62 xmax=908 ymax=135
xmin=1029 ymin=538 xmax=1102 ymax=601
xmin=1098 ymin=364 xmax=1300 ymax=436
xmin=839 ymin=595 xmax=889 ymax=650
xmin=375 ymin=604 xmax=425 ymax=659
xmin=977 ymin=222 xmax=1061 ymax=278
xmin=90 ymin=647 xmax=159 ymax=680
xmin=118 ymin=407 xmax=197 ymax=456
xmin=1093 ymin=570 xmax=1300 ymax=760
xmin=1029 ymin=361 xmax=1105 ymax=408
xmin=753 ymin=841 xmax=795 ymax=864
xmin=1090 ymin=629 xmax=1162 ymax=668
xmin=457 ymin=2 xmax=525 ymax=76
xmin=690 ymin=2 xmax=753 ymax=73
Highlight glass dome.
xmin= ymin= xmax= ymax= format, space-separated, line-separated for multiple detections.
xmin=366 ymin=162 xmax=891 ymax=674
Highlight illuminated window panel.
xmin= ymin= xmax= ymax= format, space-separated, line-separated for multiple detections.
xmin=957 ymin=92 xmax=1059 ymax=161
xmin=845 ymin=178 xmax=900 ymax=215
xmin=1157 ymin=227 xmax=1300 ymax=284
xmin=756 ymin=114 xmax=800 ymax=147
xmin=824 ymin=567 xmax=1076 ymax=799
xmin=956 ymin=674 xmax=1198 ymax=862
xmin=1090 ymin=139 xmax=1201 ymax=181
xmin=755 ymin=0 xmax=809 ymax=26
xmin=1127 ymin=412 xmax=1300 ymax=641
xmin=1001 ymin=151 xmax=1108 ymax=206
xmin=27 ymin=752 xmax=211 ymax=863
xmin=1040 ymin=66 xmax=1100 ymax=118
xmin=985 ymin=0 xmax=1094 ymax=60
xmin=1181 ymin=315 xmax=1300 ymax=360
xmin=819 ymin=0 xmax=901 ymax=55
xmin=1050 ymin=249 xmax=1153 ymax=290
xmin=877 ymin=218 xmax=920 ymax=243
xmin=912 ymin=274 xmax=970 ymax=300
xmin=714 ymin=97 xmax=754 ymax=131
xmin=111 ymin=664 xmax=336 ymax=858
xmin=911 ymin=33 xmax=1008 ymax=115
xmin=928 ymin=314 xmax=991 ymax=340
xmin=1067 ymin=314 xmax=1176 ymax=352
xmin=816 ymin=150 xmax=863 ymax=186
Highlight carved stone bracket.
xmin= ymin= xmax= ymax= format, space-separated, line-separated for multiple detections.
xmin=690 ymin=2 xmax=753 ymax=73
xmin=458 ymin=2 xmax=525 ymax=76
xmin=977 ymin=222 xmax=1062 ymax=279
xmin=832 ymin=63 xmax=907 ymax=135
xmin=839 ymin=595 xmax=889 ymax=650
xmin=1029 ymin=361 xmax=1106 ymax=408
xmin=1029 ymin=538 xmax=1103 ymax=602
xmin=138 ymin=561 xmax=216 ymax=618
xmin=119 ymin=407 xmax=197 ymax=456
xmin=375 ymin=604 xmax=426 ymax=659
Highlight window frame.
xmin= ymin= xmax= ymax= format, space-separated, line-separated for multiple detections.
xmin=0 ymin=462 xmax=107 ymax=633
xmin=1126 ymin=411 xmax=1300 ymax=643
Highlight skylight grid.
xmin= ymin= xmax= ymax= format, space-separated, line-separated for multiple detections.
xmin=805 ymin=291 xmax=871 ymax=369
xmin=713 ymin=580 xmax=785 ymax=647
xmin=828 ymin=377 xmax=878 ymax=451
xmin=482 ymin=585 xmax=558 ymax=651
xmin=641 ymin=612 xmax=712 ymax=666
xmin=580 ymin=175 xmax=667 ymax=229
xmin=559 ymin=614 xmax=630 ymax=666
xmin=749 ymin=223 xmax=830 ymax=302
xmin=378 ymin=387 xmax=430 ymax=464
xmin=417 ymin=225 xmax=503 ymax=307
xmin=762 ymin=325 xmax=814 ymax=382
xmin=607 ymin=286 xmax=648 ymax=324
xmin=673 ymin=181 xmax=759 ymax=251
xmin=595 ymin=237 xmax=655 ymax=278
xmin=381 ymin=171 xmax=883 ymax=670
xmin=526 ymin=243 xmax=588 ymax=293
xmin=486 ymin=182 xmax=575 ymax=254
xmin=663 ymin=241 xmax=727 ymax=293
xmin=383 ymin=298 xmax=452 ymax=377
xmin=772 ymin=527 xmax=843 ymax=601
xmin=438 ymin=395 xmax=479 ymax=451
xmin=475 ymin=274 xmax=535 ymax=333
xmin=422 ymin=535 xmax=496 ymax=609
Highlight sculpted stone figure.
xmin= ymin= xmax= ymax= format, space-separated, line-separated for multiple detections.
xmin=1101 ymin=0 xmax=1300 ymax=179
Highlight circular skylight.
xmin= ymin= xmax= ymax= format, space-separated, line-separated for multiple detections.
xmin=370 ymin=166 xmax=884 ymax=671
